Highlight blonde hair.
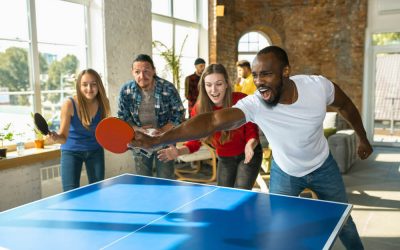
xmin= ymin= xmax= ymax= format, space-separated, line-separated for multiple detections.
xmin=196 ymin=64 xmax=232 ymax=145
xmin=75 ymin=69 xmax=110 ymax=130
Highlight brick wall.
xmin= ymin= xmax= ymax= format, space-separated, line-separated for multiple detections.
xmin=210 ymin=0 xmax=367 ymax=110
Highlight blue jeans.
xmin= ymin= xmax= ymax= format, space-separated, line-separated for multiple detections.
xmin=270 ymin=153 xmax=364 ymax=250
xmin=217 ymin=144 xmax=263 ymax=190
xmin=132 ymin=151 xmax=174 ymax=179
xmin=60 ymin=148 xmax=105 ymax=192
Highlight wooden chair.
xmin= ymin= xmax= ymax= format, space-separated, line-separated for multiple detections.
xmin=255 ymin=147 xmax=272 ymax=193
xmin=300 ymin=188 xmax=318 ymax=199
xmin=174 ymin=142 xmax=217 ymax=183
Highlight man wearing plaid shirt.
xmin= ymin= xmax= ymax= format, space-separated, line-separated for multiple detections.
xmin=118 ymin=54 xmax=185 ymax=179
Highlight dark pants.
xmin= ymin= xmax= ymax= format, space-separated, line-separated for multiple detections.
xmin=217 ymin=144 xmax=262 ymax=190
xmin=132 ymin=151 xmax=175 ymax=179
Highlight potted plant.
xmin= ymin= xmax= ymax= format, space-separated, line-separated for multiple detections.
xmin=0 ymin=123 xmax=14 ymax=158
xmin=29 ymin=113 xmax=45 ymax=149
xmin=33 ymin=127 xmax=45 ymax=149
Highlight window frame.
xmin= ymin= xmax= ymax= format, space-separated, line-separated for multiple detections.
xmin=0 ymin=0 xmax=91 ymax=147
xmin=151 ymin=0 xmax=205 ymax=114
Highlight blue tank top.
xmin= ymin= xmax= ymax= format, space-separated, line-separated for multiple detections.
xmin=61 ymin=97 xmax=102 ymax=151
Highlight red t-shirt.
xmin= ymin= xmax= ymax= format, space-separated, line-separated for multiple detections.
xmin=184 ymin=92 xmax=259 ymax=157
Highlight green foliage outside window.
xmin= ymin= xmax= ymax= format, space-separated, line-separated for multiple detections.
xmin=0 ymin=47 xmax=78 ymax=106
xmin=372 ymin=32 xmax=400 ymax=46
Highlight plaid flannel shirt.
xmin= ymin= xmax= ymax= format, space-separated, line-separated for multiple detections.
xmin=117 ymin=76 xmax=185 ymax=128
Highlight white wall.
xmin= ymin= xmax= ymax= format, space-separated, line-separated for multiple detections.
xmin=0 ymin=159 xmax=59 ymax=211
xmin=367 ymin=0 xmax=400 ymax=32
xmin=100 ymin=0 xmax=152 ymax=178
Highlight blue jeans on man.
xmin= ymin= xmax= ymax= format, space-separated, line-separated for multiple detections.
xmin=269 ymin=153 xmax=364 ymax=250
xmin=132 ymin=151 xmax=174 ymax=179
xmin=60 ymin=148 xmax=105 ymax=192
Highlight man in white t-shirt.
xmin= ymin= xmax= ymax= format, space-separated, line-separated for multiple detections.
xmin=132 ymin=46 xmax=372 ymax=250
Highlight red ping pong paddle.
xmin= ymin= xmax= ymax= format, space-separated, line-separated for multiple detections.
xmin=34 ymin=113 xmax=50 ymax=135
xmin=95 ymin=117 xmax=135 ymax=154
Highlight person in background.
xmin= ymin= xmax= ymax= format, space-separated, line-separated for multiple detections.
xmin=184 ymin=58 xmax=206 ymax=117
xmin=132 ymin=46 xmax=373 ymax=250
xmin=158 ymin=64 xmax=262 ymax=190
xmin=48 ymin=68 xmax=111 ymax=192
xmin=234 ymin=60 xmax=257 ymax=95
xmin=118 ymin=54 xmax=185 ymax=179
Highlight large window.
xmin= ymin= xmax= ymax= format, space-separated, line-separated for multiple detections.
xmin=371 ymin=32 xmax=400 ymax=145
xmin=238 ymin=31 xmax=270 ymax=63
xmin=0 ymin=0 xmax=89 ymax=144
xmin=151 ymin=0 xmax=204 ymax=111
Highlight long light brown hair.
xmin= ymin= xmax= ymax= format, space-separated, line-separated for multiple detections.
xmin=75 ymin=69 xmax=110 ymax=130
xmin=196 ymin=63 xmax=233 ymax=145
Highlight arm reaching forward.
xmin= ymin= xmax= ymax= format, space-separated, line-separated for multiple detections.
xmin=131 ymin=107 xmax=247 ymax=149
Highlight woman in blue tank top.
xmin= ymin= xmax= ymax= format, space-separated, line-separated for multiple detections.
xmin=48 ymin=69 xmax=110 ymax=191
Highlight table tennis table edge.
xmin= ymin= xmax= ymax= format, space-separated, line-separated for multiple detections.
xmin=322 ymin=203 xmax=352 ymax=250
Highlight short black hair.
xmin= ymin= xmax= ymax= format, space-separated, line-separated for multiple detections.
xmin=194 ymin=58 xmax=206 ymax=65
xmin=257 ymin=46 xmax=289 ymax=68
xmin=132 ymin=54 xmax=155 ymax=69
xmin=236 ymin=60 xmax=251 ymax=69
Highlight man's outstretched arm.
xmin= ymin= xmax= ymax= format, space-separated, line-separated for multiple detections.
xmin=131 ymin=107 xmax=247 ymax=149
xmin=329 ymin=82 xmax=373 ymax=159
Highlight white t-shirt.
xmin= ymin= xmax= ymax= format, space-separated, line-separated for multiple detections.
xmin=234 ymin=75 xmax=335 ymax=177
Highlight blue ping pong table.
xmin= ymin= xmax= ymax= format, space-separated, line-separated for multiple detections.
xmin=0 ymin=174 xmax=351 ymax=250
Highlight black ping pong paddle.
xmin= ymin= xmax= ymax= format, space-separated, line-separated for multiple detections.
xmin=34 ymin=113 xmax=50 ymax=135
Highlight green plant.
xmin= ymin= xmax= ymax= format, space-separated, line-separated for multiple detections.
xmin=0 ymin=123 xmax=14 ymax=148
xmin=152 ymin=35 xmax=188 ymax=90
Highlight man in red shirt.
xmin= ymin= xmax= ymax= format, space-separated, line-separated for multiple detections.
xmin=184 ymin=58 xmax=206 ymax=118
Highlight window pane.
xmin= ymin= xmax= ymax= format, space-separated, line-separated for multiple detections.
xmin=248 ymin=32 xmax=260 ymax=42
xmin=152 ymin=0 xmax=171 ymax=16
xmin=38 ymin=43 xmax=86 ymax=92
xmin=38 ymin=44 xmax=86 ymax=128
xmin=0 ymin=0 xmax=29 ymax=40
xmin=238 ymin=32 xmax=270 ymax=54
xmin=153 ymin=54 xmax=171 ymax=82
xmin=0 ymin=94 xmax=35 ymax=145
xmin=180 ymin=55 xmax=195 ymax=87
xmin=152 ymin=20 xmax=173 ymax=50
xmin=372 ymin=32 xmax=400 ymax=46
xmin=257 ymin=35 xmax=269 ymax=50
xmin=175 ymin=24 xmax=198 ymax=57
xmin=0 ymin=41 xmax=31 ymax=92
xmin=173 ymin=0 xmax=196 ymax=22
xmin=36 ymin=0 xmax=86 ymax=45
xmin=249 ymin=42 xmax=259 ymax=52
xmin=238 ymin=43 xmax=248 ymax=52
xmin=239 ymin=34 xmax=249 ymax=43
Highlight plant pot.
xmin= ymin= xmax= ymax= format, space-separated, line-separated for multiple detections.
xmin=34 ymin=139 xmax=45 ymax=149
xmin=0 ymin=148 xmax=7 ymax=158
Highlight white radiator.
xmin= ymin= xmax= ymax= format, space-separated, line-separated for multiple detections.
xmin=40 ymin=164 xmax=88 ymax=198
